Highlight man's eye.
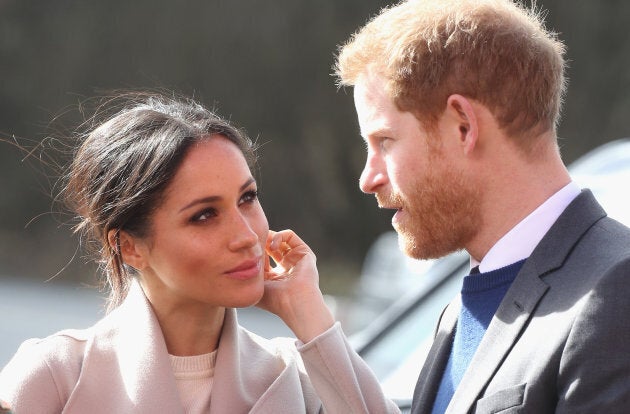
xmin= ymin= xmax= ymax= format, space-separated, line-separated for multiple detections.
xmin=379 ymin=137 xmax=392 ymax=150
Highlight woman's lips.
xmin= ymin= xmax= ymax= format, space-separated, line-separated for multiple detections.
xmin=225 ymin=258 xmax=262 ymax=280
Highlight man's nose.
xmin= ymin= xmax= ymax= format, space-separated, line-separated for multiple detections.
xmin=359 ymin=154 xmax=387 ymax=194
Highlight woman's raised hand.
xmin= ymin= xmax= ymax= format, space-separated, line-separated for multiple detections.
xmin=257 ymin=230 xmax=334 ymax=343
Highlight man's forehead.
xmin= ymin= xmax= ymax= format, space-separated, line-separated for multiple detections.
xmin=354 ymin=74 xmax=394 ymax=135
xmin=355 ymin=73 xmax=414 ymax=140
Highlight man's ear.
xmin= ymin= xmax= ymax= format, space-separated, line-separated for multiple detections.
xmin=445 ymin=94 xmax=478 ymax=155
xmin=107 ymin=229 xmax=147 ymax=271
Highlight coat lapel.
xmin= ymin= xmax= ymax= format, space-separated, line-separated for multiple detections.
xmin=445 ymin=190 xmax=607 ymax=414
xmin=411 ymin=296 xmax=460 ymax=414
xmin=210 ymin=309 xmax=257 ymax=413
xmin=210 ymin=309 xmax=313 ymax=414
xmin=64 ymin=280 xmax=183 ymax=413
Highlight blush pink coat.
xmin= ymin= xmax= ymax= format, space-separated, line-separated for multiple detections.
xmin=0 ymin=281 xmax=398 ymax=413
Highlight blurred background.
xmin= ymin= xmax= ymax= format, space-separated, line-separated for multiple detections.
xmin=0 ymin=0 xmax=629 ymax=363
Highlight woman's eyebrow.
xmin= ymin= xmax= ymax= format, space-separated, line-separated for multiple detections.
xmin=178 ymin=177 xmax=256 ymax=213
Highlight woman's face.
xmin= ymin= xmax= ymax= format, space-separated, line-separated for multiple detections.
xmin=130 ymin=136 xmax=269 ymax=312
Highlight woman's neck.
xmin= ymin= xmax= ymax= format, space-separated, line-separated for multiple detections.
xmin=155 ymin=304 xmax=226 ymax=357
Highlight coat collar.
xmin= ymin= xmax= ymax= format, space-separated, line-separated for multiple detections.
xmin=64 ymin=280 xmax=184 ymax=413
xmin=210 ymin=308 xmax=312 ymax=413
xmin=63 ymin=280 xmax=313 ymax=413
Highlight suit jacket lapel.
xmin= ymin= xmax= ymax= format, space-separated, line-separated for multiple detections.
xmin=446 ymin=190 xmax=607 ymax=414
xmin=445 ymin=262 xmax=548 ymax=414
xmin=411 ymin=296 xmax=460 ymax=414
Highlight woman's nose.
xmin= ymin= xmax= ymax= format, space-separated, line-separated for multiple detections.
xmin=228 ymin=213 xmax=259 ymax=251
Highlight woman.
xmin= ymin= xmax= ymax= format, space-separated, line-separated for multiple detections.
xmin=0 ymin=92 xmax=397 ymax=413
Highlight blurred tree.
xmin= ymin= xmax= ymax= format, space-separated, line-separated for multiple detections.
xmin=540 ymin=0 xmax=630 ymax=161
xmin=0 ymin=0 xmax=628 ymax=294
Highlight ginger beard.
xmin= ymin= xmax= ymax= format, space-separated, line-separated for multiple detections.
xmin=378 ymin=150 xmax=481 ymax=260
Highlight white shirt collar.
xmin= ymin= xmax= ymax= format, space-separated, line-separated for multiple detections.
xmin=470 ymin=181 xmax=581 ymax=273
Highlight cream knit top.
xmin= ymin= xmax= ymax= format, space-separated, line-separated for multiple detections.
xmin=169 ymin=350 xmax=217 ymax=413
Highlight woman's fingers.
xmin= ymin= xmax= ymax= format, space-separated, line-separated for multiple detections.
xmin=267 ymin=229 xmax=309 ymax=252
xmin=265 ymin=229 xmax=313 ymax=275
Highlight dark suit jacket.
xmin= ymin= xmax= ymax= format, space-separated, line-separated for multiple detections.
xmin=412 ymin=190 xmax=630 ymax=414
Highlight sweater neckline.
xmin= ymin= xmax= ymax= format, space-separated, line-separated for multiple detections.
xmin=169 ymin=349 xmax=217 ymax=379
xmin=461 ymin=259 xmax=526 ymax=294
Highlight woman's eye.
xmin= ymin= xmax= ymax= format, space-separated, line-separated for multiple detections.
xmin=240 ymin=190 xmax=258 ymax=205
xmin=191 ymin=207 xmax=217 ymax=222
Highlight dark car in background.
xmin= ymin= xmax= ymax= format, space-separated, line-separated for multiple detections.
xmin=347 ymin=138 xmax=630 ymax=410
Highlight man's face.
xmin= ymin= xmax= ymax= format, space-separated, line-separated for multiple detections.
xmin=354 ymin=72 xmax=480 ymax=259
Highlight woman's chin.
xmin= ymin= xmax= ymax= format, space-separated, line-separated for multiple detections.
xmin=228 ymin=286 xmax=265 ymax=309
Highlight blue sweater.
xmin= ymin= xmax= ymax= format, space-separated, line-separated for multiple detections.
xmin=430 ymin=259 xmax=526 ymax=414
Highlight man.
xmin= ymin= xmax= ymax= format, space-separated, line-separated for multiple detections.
xmin=335 ymin=0 xmax=630 ymax=413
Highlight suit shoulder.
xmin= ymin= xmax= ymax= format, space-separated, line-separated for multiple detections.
xmin=596 ymin=215 xmax=630 ymax=236
xmin=576 ymin=216 xmax=630 ymax=260
xmin=569 ymin=218 xmax=630 ymax=301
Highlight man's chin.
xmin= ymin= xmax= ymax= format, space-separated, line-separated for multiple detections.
xmin=396 ymin=231 xmax=424 ymax=259
xmin=396 ymin=231 xmax=457 ymax=261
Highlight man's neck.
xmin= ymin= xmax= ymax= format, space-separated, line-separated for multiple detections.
xmin=466 ymin=139 xmax=572 ymax=262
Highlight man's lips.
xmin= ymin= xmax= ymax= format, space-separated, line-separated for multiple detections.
xmin=379 ymin=203 xmax=402 ymax=212
xmin=376 ymin=195 xmax=403 ymax=223
xmin=225 ymin=257 xmax=262 ymax=280
xmin=378 ymin=205 xmax=404 ymax=224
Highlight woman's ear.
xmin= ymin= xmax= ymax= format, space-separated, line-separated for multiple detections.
xmin=107 ymin=229 xmax=147 ymax=271
xmin=445 ymin=94 xmax=478 ymax=155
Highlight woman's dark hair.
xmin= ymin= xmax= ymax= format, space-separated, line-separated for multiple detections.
xmin=64 ymin=91 xmax=256 ymax=310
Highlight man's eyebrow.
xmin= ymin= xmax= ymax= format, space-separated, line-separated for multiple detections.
xmin=361 ymin=126 xmax=394 ymax=140
xmin=178 ymin=177 xmax=256 ymax=213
